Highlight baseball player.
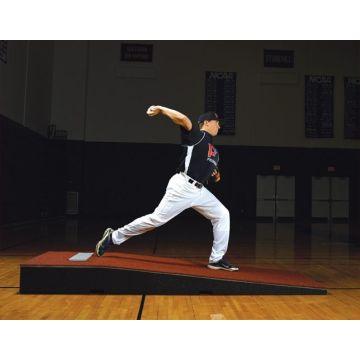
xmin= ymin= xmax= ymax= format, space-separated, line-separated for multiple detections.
xmin=95 ymin=105 xmax=239 ymax=271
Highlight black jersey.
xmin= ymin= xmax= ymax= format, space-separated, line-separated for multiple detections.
xmin=177 ymin=120 xmax=220 ymax=184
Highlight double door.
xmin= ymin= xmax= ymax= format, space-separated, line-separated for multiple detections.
xmin=311 ymin=177 xmax=349 ymax=221
xmin=256 ymin=175 xmax=295 ymax=221
xmin=256 ymin=175 xmax=350 ymax=222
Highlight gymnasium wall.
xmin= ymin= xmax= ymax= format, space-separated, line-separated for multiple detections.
xmin=0 ymin=40 xmax=54 ymax=137
xmin=50 ymin=41 xmax=88 ymax=140
xmin=51 ymin=40 xmax=360 ymax=149
xmin=68 ymin=141 xmax=359 ymax=224
xmin=0 ymin=41 xmax=27 ymax=126
xmin=23 ymin=41 xmax=54 ymax=136
xmin=0 ymin=40 xmax=59 ymax=226
xmin=1 ymin=40 xmax=360 ymax=228
xmin=0 ymin=114 xmax=66 ymax=226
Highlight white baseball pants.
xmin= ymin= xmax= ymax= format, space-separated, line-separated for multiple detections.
xmin=112 ymin=172 xmax=230 ymax=262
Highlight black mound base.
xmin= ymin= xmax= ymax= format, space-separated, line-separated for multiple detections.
xmin=20 ymin=252 xmax=327 ymax=295
xmin=20 ymin=266 xmax=328 ymax=295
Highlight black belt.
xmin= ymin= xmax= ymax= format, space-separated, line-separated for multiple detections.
xmin=188 ymin=178 xmax=203 ymax=189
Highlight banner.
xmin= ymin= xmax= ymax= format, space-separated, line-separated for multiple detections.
xmin=121 ymin=43 xmax=153 ymax=62
xmin=344 ymin=77 xmax=360 ymax=139
xmin=205 ymin=71 xmax=236 ymax=135
xmin=305 ymin=75 xmax=334 ymax=138
xmin=0 ymin=41 xmax=7 ymax=64
xmin=264 ymin=49 xmax=294 ymax=68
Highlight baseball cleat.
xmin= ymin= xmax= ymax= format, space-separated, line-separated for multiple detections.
xmin=207 ymin=258 xmax=239 ymax=271
xmin=95 ymin=227 xmax=114 ymax=256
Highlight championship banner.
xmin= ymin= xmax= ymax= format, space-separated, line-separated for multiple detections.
xmin=205 ymin=71 xmax=236 ymax=135
xmin=344 ymin=77 xmax=360 ymax=139
xmin=305 ymin=75 xmax=334 ymax=138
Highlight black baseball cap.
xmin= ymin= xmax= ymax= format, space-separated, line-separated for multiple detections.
xmin=198 ymin=111 xmax=221 ymax=124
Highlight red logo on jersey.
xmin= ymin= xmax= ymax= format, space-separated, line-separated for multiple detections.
xmin=208 ymin=144 xmax=216 ymax=158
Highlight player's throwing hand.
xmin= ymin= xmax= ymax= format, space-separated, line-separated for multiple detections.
xmin=146 ymin=105 xmax=162 ymax=116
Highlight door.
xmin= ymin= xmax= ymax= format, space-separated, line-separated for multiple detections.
xmin=311 ymin=177 xmax=349 ymax=221
xmin=256 ymin=175 xmax=295 ymax=221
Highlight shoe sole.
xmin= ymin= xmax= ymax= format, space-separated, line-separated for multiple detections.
xmin=207 ymin=264 xmax=238 ymax=271
xmin=95 ymin=228 xmax=113 ymax=256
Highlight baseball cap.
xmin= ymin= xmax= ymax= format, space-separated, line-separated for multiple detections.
xmin=197 ymin=111 xmax=221 ymax=124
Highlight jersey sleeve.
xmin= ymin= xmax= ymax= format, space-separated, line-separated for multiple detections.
xmin=180 ymin=119 xmax=203 ymax=145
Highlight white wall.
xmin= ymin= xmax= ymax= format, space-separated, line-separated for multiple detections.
xmin=51 ymin=40 xmax=360 ymax=148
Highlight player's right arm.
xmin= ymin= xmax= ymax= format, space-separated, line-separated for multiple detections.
xmin=146 ymin=105 xmax=192 ymax=131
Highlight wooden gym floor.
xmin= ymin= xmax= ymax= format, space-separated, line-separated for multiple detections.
xmin=1 ymin=214 xmax=360 ymax=319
